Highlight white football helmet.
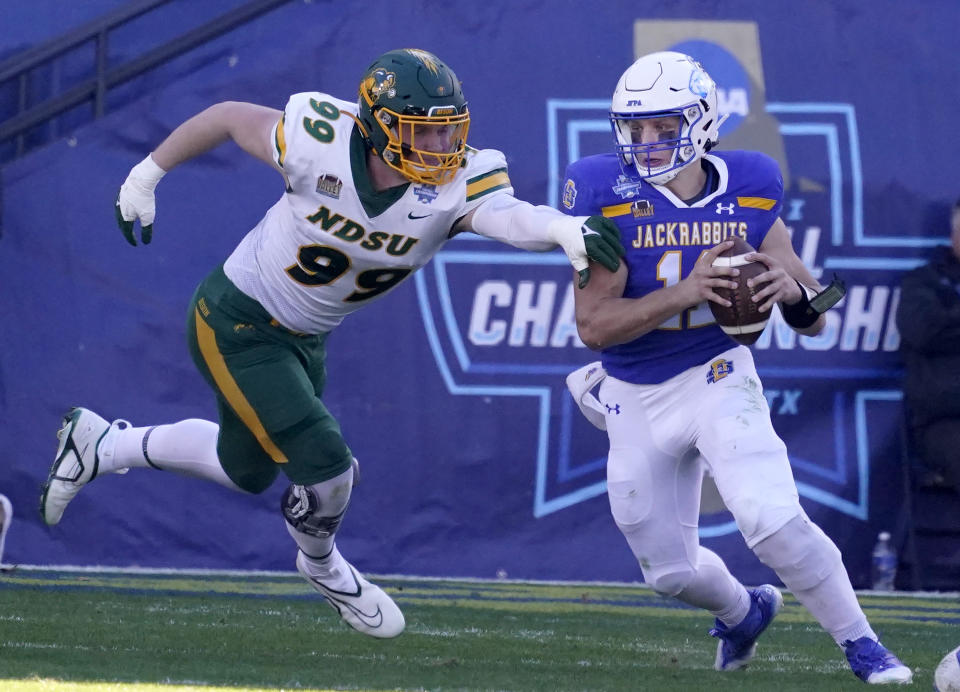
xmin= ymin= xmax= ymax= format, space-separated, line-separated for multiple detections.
xmin=610 ymin=51 xmax=723 ymax=185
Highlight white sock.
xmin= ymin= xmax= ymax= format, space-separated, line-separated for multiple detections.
xmin=675 ymin=547 xmax=751 ymax=626
xmin=298 ymin=545 xmax=355 ymax=591
xmin=833 ymin=621 xmax=877 ymax=647
xmin=790 ymin=568 xmax=877 ymax=646
xmin=99 ymin=419 xmax=243 ymax=492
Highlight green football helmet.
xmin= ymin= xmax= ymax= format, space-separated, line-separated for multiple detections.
xmin=357 ymin=48 xmax=470 ymax=185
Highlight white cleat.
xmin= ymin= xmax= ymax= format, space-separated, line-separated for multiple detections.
xmin=296 ymin=550 xmax=405 ymax=638
xmin=0 ymin=493 xmax=12 ymax=566
xmin=40 ymin=407 xmax=127 ymax=526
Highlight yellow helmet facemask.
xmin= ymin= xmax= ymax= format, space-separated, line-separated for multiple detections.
xmin=357 ymin=48 xmax=471 ymax=186
xmin=369 ymin=105 xmax=470 ymax=186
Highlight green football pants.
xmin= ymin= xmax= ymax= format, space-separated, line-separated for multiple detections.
xmin=185 ymin=266 xmax=353 ymax=493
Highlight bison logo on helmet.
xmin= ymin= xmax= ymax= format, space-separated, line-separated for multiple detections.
xmin=364 ymin=68 xmax=397 ymax=102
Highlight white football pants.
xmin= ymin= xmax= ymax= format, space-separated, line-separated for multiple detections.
xmin=601 ymin=345 xmax=802 ymax=589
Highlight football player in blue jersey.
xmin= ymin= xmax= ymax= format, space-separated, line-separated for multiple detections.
xmin=39 ymin=48 xmax=624 ymax=640
xmin=563 ymin=52 xmax=911 ymax=685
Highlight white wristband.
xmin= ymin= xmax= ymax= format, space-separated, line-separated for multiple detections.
xmin=131 ymin=154 xmax=167 ymax=188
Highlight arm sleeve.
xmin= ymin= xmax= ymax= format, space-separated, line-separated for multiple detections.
xmin=470 ymin=194 xmax=587 ymax=251
xmin=460 ymin=147 xmax=586 ymax=250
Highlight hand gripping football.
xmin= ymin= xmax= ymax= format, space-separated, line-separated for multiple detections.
xmin=709 ymin=237 xmax=770 ymax=345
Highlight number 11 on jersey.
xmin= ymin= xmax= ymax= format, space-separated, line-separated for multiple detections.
xmin=656 ymin=250 xmax=715 ymax=330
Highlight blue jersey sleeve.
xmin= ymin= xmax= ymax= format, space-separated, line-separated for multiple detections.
xmin=757 ymin=159 xmax=784 ymax=246
xmin=560 ymin=158 xmax=604 ymax=217
xmin=744 ymin=152 xmax=784 ymax=242
xmin=751 ymin=153 xmax=784 ymax=215
xmin=715 ymin=150 xmax=784 ymax=247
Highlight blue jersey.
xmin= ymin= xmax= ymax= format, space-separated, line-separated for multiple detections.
xmin=562 ymin=150 xmax=784 ymax=384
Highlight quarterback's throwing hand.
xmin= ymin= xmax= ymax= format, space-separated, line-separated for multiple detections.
xmin=577 ymin=216 xmax=626 ymax=288
xmin=115 ymin=154 xmax=167 ymax=246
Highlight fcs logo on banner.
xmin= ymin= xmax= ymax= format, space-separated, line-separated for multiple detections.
xmin=417 ymin=20 xmax=938 ymax=531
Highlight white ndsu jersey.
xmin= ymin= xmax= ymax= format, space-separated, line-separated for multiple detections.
xmin=224 ymin=92 xmax=514 ymax=334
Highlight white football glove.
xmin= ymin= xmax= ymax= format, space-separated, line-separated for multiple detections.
xmin=115 ymin=154 xmax=166 ymax=246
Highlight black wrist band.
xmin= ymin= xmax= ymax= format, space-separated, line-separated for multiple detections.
xmin=781 ymin=280 xmax=820 ymax=329
xmin=781 ymin=275 xmax=846 ymax=329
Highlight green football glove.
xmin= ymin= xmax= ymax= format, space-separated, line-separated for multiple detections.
xmin=577 ymin=215 xmax=625 ymax=288
xmin=115 ymin=196 xmax=153 ymax=246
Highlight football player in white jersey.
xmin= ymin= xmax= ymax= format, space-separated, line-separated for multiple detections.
xmin=564 ymin=52 xmax=912 ymax=684
xmin=40 ymin=48 xmax=624 ymax=639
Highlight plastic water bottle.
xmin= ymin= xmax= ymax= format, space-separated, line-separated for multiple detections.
xmin=871 ymin=531 xmax=897 ymax=591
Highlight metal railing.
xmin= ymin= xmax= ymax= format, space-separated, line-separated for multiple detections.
xmin=0 ymin=0 xmax=294 ymax=159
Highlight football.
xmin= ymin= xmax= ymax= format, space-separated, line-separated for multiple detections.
xmin=709 ymin=237 xmax=770 ymax=345
xmin=935 ymin=645 xmax=960 ymax=692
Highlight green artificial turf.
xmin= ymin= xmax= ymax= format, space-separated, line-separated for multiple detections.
xmin=0 ymin=568 xmax=956 ymax=691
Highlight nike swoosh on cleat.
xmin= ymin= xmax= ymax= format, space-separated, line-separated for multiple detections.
xmin=325 ymin=594 xmax=384 ymax=627
xmin=307 ymin=568 xmax=384 ymax=628
xmin=407 ymin=212 xmax=432 ymax=219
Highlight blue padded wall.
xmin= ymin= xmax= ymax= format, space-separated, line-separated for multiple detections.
xmin=0 ymin=1 xmax=954 ymax=586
